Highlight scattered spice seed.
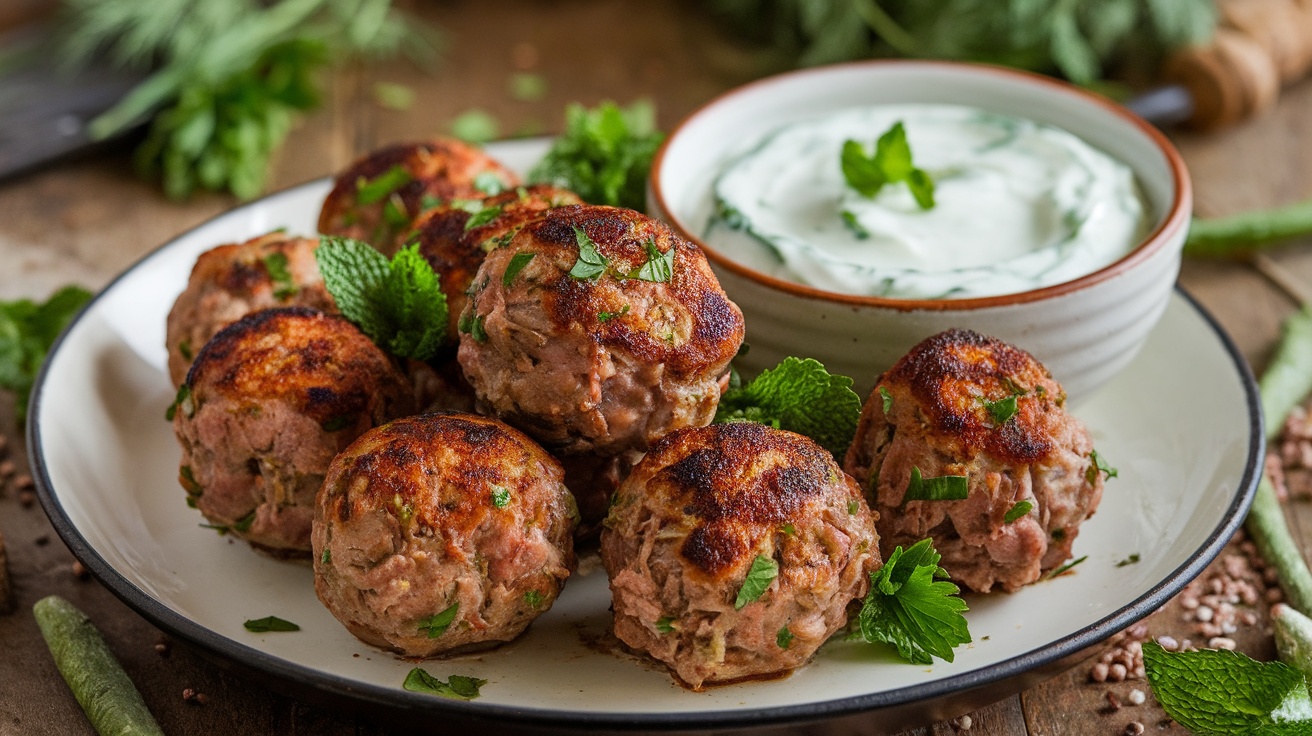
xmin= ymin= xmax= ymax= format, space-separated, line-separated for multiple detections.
xmin=1124 ymin=721 xmax=1145 ymax=736
xmin=71 ymin=561 xmax=88 ymax=580
xmin=1128 ymin=688 xmax=1146 ymax=705
xmin=19 ymin=490 xmax=34 ymax=507
xmin=14 ymin=474 xmax=33 ymax=490
xmin=35 ymin=534 xmax=49 ymax=546
xmin=1105 ymin=691 xmax=1122 ymax=711
xmin=0 ymin=460 xmax=15 ymax=478
xmin=951 ymin=714 xmax=972 ymax=730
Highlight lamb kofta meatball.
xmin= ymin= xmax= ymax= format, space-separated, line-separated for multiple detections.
xmin=165 ymin=232 xmax=335 ymax=387
xmin=458 ymin=205 xmax=745 ymax=456
xmin=843 ymin=329 xmax=1105 ymax=594
xmin=313 ymin=413 xmax=577 ymax=657
xmin=601 ymin=422 xmax=880 ymax=689
xmin=318 ymin=138 xmax=519 ymax=254
xmin=413 ymin=184 xmax=582 ymax=345
xmin=173 ymin=307 xmax=414 ymax=556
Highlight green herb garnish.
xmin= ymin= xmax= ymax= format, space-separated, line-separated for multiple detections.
xmin=982 ymin=393 xmax=1019 ymax=425
xmin=632 ymin=240 xmax=674 ymax=283
xmin=841 ymin=121 xmax=935 ymax=209
xmin=1088 ymin=449 xmax=1118 ymax=483
xmin=179 ymin=465 xmax=202 ymax=496
xmin=262 ymin=252 xmax=297 ymax=300
xmin=402 ymin=668 xmax=486 ymax=700
xmin=734 ymin=554 xmax=779 ymax=610
xmin=491 ymin=485 xmax=511 ymax=509
xmin=878 ymin=386 xmax=893 ymax=414
xmin=320 ymin=415 xmax=354 ymax=432
xmin=847 ymin=499 xmax=860 ymax=515
xmin=569 ymin=226 xmax=609 ymax=280
xmin=655 ymin=616 xmax=677 ymax=633
xmin=464 ymin=204 xmax=503 ymax=232
xmin=461 ymin=314 xmax=487 ymax=343
xmin=356 ymin=165 xmax=413 ymax=206
xmin=473 ymin=171 xmax=507 ymax=196
xmin=165 ymin=383 xmax=192 ymax=421
xmin=1003 ymin=500 xmax=1032 ymax=523
xmin=0 ymin=285 xmax=92 ymax=425
xmin=840 ymin=210 xmax=870 ymax=239
xmin=523 ymin=590 xmax=543 ymax=608
xmin=853 ymin=537 xmax=970 ymax=664
xmin=315 ymin=237 xmax=448 ymax=361
xmin=715 ymin=357 xmax=862 ymax=458
xmin=528 ymin=100 xmax=663 ymax=211
xmin=418 ymin=603 xmax=459 ymax=639
xmin=598 ymin=305 xmax=630 ymax=323
xmin=502 ymin=252 xmax=535 ymax=286
xmin=1115 ymin=553 xmax=1141 ymax=568
xmin=1143 ymin=641 xmax=1311 ymax=735
xmin=233 ymin=511 xmax=256 ymax=533
xmin=904 ymin=467 xmax=968 ymax=502
xmin=320 ymin=548 xmax=331 ymax=565
xmin=777 ymin=626 xmax=794 ymax=649
xmin=1044 ymin=555 xmax=1087 ymax=580
xmin=243 ymin=616 xmax=300 ymax=633
xmin=781 ymin=523 xmax=796 ymax=537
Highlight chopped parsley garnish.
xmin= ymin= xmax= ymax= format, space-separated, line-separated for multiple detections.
xmin=464 ymin=204 xmax=503 ymax=231
xmin=502 ymin=252 xmax=536 ymax=286
xmin=356 ymin=165 xmax=412 ymax=206
xmin=853 ymin=537 xmax=970 ymax=664
xmin=381 ymin=194 xmax=409 ymax=229
xmin=655 ymin=616 xmax=677 ymax=633
xmin=490 ymin=485 xmax=511 ymax=509
xmin=179 ymin=465 xmax=202 ymax=496
xmin=1115 ymin=553 xmax=1141 ymax=568
xmin=177 ymin=339 xmax=192 ymax=361
xmin=320 ymin=415 xmax=354 ymax=432
xmin=523 ymin=590 xmax=543 ymax=608
xmin=982 ymin=393 xmax=1019 ymax=425
xmin=878 ymin=386 xmax=893 ymax=414
xmin=320 ymin=548 xmax=331 ymax=565
xmin=781 ymin=523 xmax=796 ymax=537
xmin=715 ymin=357 xmax=862 ymax=458
xmin=841 ymin=121 xmax=935 ymax=209
xmin=1044 ymin=555 xmax=1087 ymax=580
xmin=734 ymin=554 xmax=778 ymax=610
xmin=632 ymin=239 xmax=674 ymax=282
xmin=598 ymin=305 xmax=630 ymax=323
xmin=233 ymin=511 xmax=256 ymax=533
xmin=568 ymin=226 xmax=609 ymax=280
xmin=166 ymin=383 xmax=194 ymax=421
xmin=402 ymin=668 xmax=486 ymax=700
xmin=776 ymin=626 xmax=794 ymax=649
xmin=473 ymin=170 xmax=507 ymax=196
xmin=1004 ymin=500 xmax=1033 ymax=524
xmin=243 ymin=616 xmax=300 ymax=633
xmin=840 ymin=209 xmax=870 ymax=239
xmin=459 ymin=313 xmax=487 ymax=343
xmin=420 ymin=194 xmax=443 ymax=212
xmin=904 ymin=467 xmax=969 ymax=502
xmin=847 ymin=499 xmax=860 ymax=515
xmin=1088 ymin=449 xmax=1118 ymax=483
xmin=315 ymin=237 xmax=448 ymax=361
xmin=418 ymin=603 xmax=459 ymax=639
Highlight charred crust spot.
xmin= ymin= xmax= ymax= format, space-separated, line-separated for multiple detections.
xmin=680 ymin=523 xmax=750 ymax=577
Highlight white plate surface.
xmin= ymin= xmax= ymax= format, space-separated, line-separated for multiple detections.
xmin=31 ymin=139 xmax=1260 ymax=729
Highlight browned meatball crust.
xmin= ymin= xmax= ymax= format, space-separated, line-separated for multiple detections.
xmin=458 ymin=205 xmax=745 ymax=456
xmin=313 ymin=413 xmax=577 ymax=657
xmin=414 ymin=184 xmax=582 ymax=345
xmin=173 ymin=307 xmax=414 ymax=556
xmin=601 ymin=422 xmax=880 ymax=690
xmin=165 ymin=232 xmax=335 ymax=387
xmin=317 ymin=138 xmax=519 ymax=254
xmin=843 ymin=329 xmax=1104 ymax=593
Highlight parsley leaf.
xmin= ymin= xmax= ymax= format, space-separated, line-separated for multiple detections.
xmin=715 ymin=357 xmax=862 ymax=457
xmin=598 ymin=305 xmax=630 ymax=323
xmin=490 ymin=485 xmax=511 ymax=509
xmin=1115 ymin=553 xmax=1140 ymax=567
xmin=777 ymin=626 xmax=794 ymax=649
xmin=402 ymin=668 xmax=486 ymax=700
xmin=878 ymin=386 xmax=893 ymax=414
xmin=854 ymin=537 xmax=970 ymax=664
xmin=0 ymin=285 xmax=92 ymax=425
xmin=568 ymin=226 xmax=609 ymax=280
xmin=982 ymin=393 xmax=1019 ymax=425
xmin=633 ymin=240 xmax=675 ymax=283
xmin=418 ymin=603 xmax=459 ymax=639
xmin=734 ymin=554 xmax=779 ymax=610
xmin=655 ymin=616 xmax=677 ymax=633
xmin=243 ymin=616 xmax=300 ymax=633
xmin=315 ymin=236 xmax=448 ymax=361
xmin=262 ymin=252 xmax=297 ymax=300
xmin=1044 ymin=555 xmax=1087 ymax=580
xmin=904 ymin=467 xmax=969 ymax=502
xmin=841 ymin=121 xmax=935 ymax=209
xmin=357 ymin=165 xmax=413 ymax=206
xmin=464 ymin=204 xmax=503 ymax=232
xmin=1088 ymin=449 xmax=1119 ymax=483
xmin=502 ymin=252 xmax=535 ymax=286
xmin=1143 ymin=641 xmax=1312 ymax=735
xmin=527 ymin=100 xmax=664 ymax=211
xmin=523 ymin=590 xmax=543 ymax=608
xmin=1004 ymin=500 xmax=1033 ymax=523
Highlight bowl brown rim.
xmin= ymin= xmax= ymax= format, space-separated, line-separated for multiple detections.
xmin=649 ymin=59 xmax=1192 ymax=312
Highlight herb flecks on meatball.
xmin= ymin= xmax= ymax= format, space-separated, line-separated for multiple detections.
xmin=173 ymin=307 xmax=414 ymax=556
xmin=458 ymin=204 xmax=745 ymax=456
xmin=165 ymin=232 xmax=336 ymax=387
xmin=601 ymin=422 xmax=880 ymax=690
xmin=318 ymin=138 xmax=519 ymax=254
xmin=313 ymin=413 xmax=577 ymax=657
xmin=844 ymin=328 xmax=1105 ymax=593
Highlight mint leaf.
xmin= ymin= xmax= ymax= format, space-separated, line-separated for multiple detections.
xmin=1004 ymin=500 xmax=1033 ymax=524
xmin=527 ymin=100 xmax=664 ymax=211
xmin=633 ymin=239 xmax=674 ymax=283
xmin=1143 ymin=641 xmax=1312 ymax=735
xmin=855 ymin=538 xmax=970 ymax=664
xmin=418 ymin=603 xmax=459 ymax=639
xmin=841 ymin=121 xmax=935 ymax=210
xmin=356 ymin=165 xmax=412 ymax=206
xmin=502 ymin=252 xmax=535 ymax=286
xmin=316 ymin=237 xmax=448 ymax=361
xmin=715 ymin=357 xmax=862 ymax=457
xmin=0 ymin=285 xmax=92 ymax=425
xmin=243 ymin=616 xmax=300 ymax=633
xmin=568 ymin=226 xmax=609 ymax=280
xmin=904 ymin=467 xmax=969 ymax=502
xmin=734 ymin=554 xmax=778 ymax=610
xmin=402 ymin=667 xmax=486 ymax=700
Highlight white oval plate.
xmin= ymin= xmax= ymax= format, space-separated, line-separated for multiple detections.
xmin=31 ymin=139 xmax=1261 ymax=731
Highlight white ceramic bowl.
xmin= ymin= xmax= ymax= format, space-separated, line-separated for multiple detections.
xmin=649 ymin=61 xmax=1191 ymax=401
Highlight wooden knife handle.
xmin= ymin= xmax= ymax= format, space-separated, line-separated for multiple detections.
xmin=1165 ymin=0 xmax=1312 ymax=129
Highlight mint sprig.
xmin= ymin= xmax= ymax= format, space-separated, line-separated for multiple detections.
xmin=841 ymin=121 xmax=935 ymax=209
xmin=0 ymin=285 xmax=93 ymax=425
xmin=1143 ymin=641 xmax=1312 ymax=735
xmin=854 ymin=537 xmax=970 ymax=665
xmin=315 ymin=236 xmax=448 ymax=361
xmin=527 ymin=100 xmax=664 ymax=211
xmin=715 ymin=357 xmax=862 ymax=457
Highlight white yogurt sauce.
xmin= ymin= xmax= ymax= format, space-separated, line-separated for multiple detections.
xmin=702 ymin=105 xmax=1151 ymax=299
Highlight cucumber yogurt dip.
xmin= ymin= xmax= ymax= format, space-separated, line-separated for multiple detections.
xmin=702 ymin=104 xmax=1152 ymax=299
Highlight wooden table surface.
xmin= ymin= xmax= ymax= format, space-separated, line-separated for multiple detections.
xmin=3 ymin=2 xmax=1312 ymax=734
